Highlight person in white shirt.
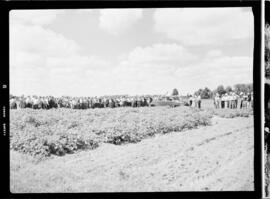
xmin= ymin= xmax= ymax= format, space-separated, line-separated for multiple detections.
xmin=231 ymin=93 xmax=236 ymax=109
xmin=227 ymin=93 xmax=232 ymax=109
xmin=214 ymin=93 xmax=220 ymax=109
xmin=194 ymin=95 xmax=198 ymax=108
xmin=224 ymin=94 xmax=228 ymax=109
xmin=10 ymin=97 xmax=17 ymax=109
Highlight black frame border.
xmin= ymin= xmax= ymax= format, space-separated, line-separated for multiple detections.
xmin=0 ymin=1 xmax=262 ymax=198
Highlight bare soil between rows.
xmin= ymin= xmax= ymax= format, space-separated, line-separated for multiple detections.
xmin=10 ymin=116 xmax=254 ymax=192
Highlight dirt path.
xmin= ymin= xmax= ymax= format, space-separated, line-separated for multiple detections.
xmin=10 ymin=116 xmax=254 ymax=192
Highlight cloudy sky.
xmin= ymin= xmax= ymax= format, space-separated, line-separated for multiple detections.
xmin=10 ymin=8 xmax=254 ymax=97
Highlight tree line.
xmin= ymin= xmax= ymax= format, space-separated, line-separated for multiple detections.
xmin=171 ymin=83 xmax=253 ymax=99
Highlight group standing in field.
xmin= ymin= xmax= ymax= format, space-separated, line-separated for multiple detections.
xmin=188 ymin=95 xmax=202 ymax=108
xmin=9 ymin=91 xmax=253 ymax=110
xmin=9 ymin=95 xmax=157 ymax=110
xmin=213 ymin=92 xmax=253 ymax=109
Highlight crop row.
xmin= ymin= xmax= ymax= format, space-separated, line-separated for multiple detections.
xmin=10 ymin=106 xmax=253 ymax=158
xmin=10 ymin=107 xmax=212 ymax=157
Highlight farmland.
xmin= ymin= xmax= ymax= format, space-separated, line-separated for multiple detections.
xmin=10 ymin=101 xmax=254 ymax=192
xmin=10 ymin=106 xmax=212 ymax=157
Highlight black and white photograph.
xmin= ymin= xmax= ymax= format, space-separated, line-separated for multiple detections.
xmin=9 ymin=7 xmax=255 ymax=193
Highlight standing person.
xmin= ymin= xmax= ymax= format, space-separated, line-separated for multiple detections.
xmin=218 ymin=94 xmax=222 ymax=109
xmin=229 ymin=92 xmax=233 ymax=109
xmin=231 ymin=92 xmax=236 ymax=109
xmin=213 ymin=95 xmax=216 ymax=108
xmin=213 ymin=94 xmax=217 ymax=108
xmin=231 ymin=92 xmax=235 ymax=109
xmin=224 ymin=93 xmax=228 ymax=109
xmin=251 ymin=92 xmax=254 ymax=108
xmin=215 ymin=93 xmax=220 ymax=109
xmin=194 ymin=95 xmax=198 ymax=108
xmin=227 ymin=93 xmax=231 ymax=109
xmin=221 ymin=94 xmax=225 ymax=109
xmin=230 ymin=93 xmax=233 ymax=109
xmin=226 ymin=93 xmax=230 ymax=109
xmin=189 ymin=95 xmax=193 ymax=107
xmin=234 ymin=93 xmax=239 ymax=108
xmin=242 ymin=93 xmax=248 ymax=109
xmin=10 ymin=96 xmax=17 ymax=109
xmin=238 ymin=92 xmax=243 ymax=109
xmin=79 ymin=97 xmax=83 ymax=109
xmin=247 ymin=92 xmax=252 ymax=108
xmin=197 ymin=94 xmax=202 ymax=109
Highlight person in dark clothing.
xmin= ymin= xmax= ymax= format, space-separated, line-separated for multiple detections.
xmin=197 ymin=95 xmax=201 ymax=109
xmin=189 ymin=95 xmax=193 ymax=107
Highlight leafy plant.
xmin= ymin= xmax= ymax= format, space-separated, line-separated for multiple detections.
xmin=10 ymin=106 xmax=252 ymax=158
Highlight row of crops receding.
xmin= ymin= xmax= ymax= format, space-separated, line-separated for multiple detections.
xmin=10 ymin=106 xmax=253 ymax=158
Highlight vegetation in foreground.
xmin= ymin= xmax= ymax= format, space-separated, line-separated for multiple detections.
xmin=10 ymin=106 xmax=253 ymax=158
xmin=205 ymin=108 xmax=253 ymax=118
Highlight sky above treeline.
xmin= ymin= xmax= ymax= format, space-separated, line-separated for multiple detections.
xmin=10 ymin=8 xmax=254 ymax=97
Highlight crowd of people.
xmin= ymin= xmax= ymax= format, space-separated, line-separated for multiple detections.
xmin=9 ymin=91 xmax=253 ymax=110
xmin=213 ymin=91 xmax=253 ymax=109
xmin=187 ymin=91 xmax=253 ymax=109
xmin=188 ymin=95 xmax=202 ymax=108
xmin=9 ymin=95 xmax=160 ymax=109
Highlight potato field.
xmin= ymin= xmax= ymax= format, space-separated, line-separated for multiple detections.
xmin=10 ymin=105 xmax=253 ymax=158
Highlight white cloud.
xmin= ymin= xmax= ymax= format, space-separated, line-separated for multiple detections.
xmin=106 ymin=43 xmax=197 ymax=95
xmin=127 ymin=43 xmax=196 ymax=65
xmin=47 ymin=55 xmax=110 ymax=75
xmin=206 ymin=50 xmax=223 ymax=57
xmin=10 ymin=53 xmax=112 ymax=96
xmin=10 ymin=51 xmax=42 ymax=69
xmin=175 ymin=51 xmax=253 ymax=92
xmin=9 ymin=9 xmax=253 ymax=97
xmin=153 ymin=8 xmax=253 ymax=45
xmin=10 ymin=24 xmax=80 ymax=58
xmin=99 ymin=9 xmax=143 ymax=35
xmin=10 ymin=10 xmax=64 ymax=25
xmin=10 ymin=10 xmax=110 ymax=96
xmin=115 ymin=43 xmax=196 ymax=79
xmin=105 ymin=46 xmax=252 ymax=96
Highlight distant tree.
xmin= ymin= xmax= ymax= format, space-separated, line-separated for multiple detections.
xmin=194 ymin=88 xmax=203 ymax=96
xmin=202 ymin=87 xmax=212 ymax=99
xmin=172 ymin=88 xmax=179 ymax=96
xmin=234 ymin=83 xmax=253 ymax=94
xmin=194 ymin=87 xmax=212 ymax=99
xmin=225 ymin=86 xmax=233 ymax=93
xmin=246 ymin=83 xmax=253 ymax=93
xmin=216 ymin=85 xmax=226 ymax=95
